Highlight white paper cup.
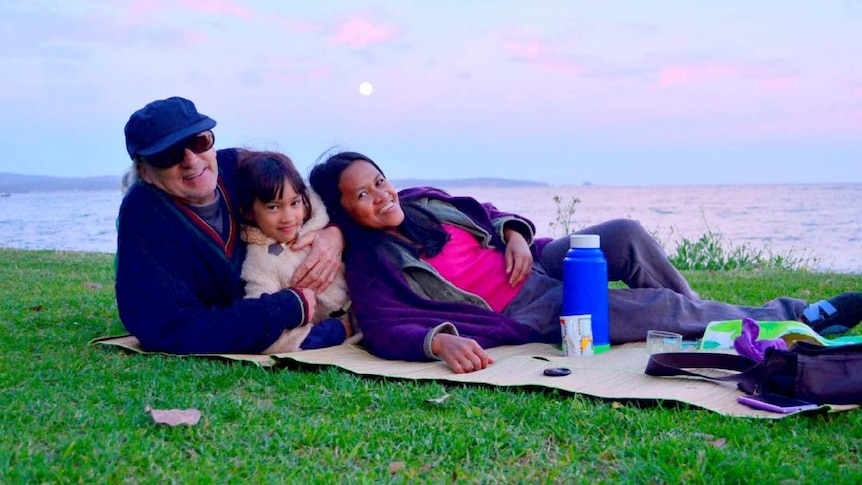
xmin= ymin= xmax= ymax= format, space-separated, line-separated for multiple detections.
xmin=560 ymin=314 xmax=594 ymax=356
xmin=646 ymin=330 xmax=682 ymax=355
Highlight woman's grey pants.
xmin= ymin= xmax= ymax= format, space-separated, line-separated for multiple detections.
xmin=503 ymin=219 xmax=806 ymax=343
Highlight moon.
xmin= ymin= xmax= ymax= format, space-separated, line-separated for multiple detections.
xmin=359 ymin=81 xmax=374 ymax=96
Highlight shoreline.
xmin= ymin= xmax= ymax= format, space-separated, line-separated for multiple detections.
xmin=2 ymin=246 xmax=859 ymax=275
xmin=4 ymin=184 xmax=860 ymax=273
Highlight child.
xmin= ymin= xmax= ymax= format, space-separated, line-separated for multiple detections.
xmin=235 ymin=150 xmax=357 ymax=354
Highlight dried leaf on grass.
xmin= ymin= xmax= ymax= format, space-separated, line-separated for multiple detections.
xmin=709 ymin=438 xmax=727 ymax=448
xmin=692 ymin=432 xmax=726 ymax=448
xmin=145 ymin=404 xmax=202 ymax=426
xmin=425 ymin=394 xmax=450 ymax=405
xmin=389 ymin=461 xmax=406 ymax=474
xmin=83 ymin=282 xmax=103 ymax=290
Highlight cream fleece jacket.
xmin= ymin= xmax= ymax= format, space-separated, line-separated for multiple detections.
xmin=241 ymin=189 xmax=352 ymax=353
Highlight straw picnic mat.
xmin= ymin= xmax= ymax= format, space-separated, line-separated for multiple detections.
xmin=90 ymin=335 xmax=857 ymax=418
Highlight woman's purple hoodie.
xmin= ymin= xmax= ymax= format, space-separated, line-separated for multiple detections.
xmin=344 ymin=186 xmax=556 ymax=362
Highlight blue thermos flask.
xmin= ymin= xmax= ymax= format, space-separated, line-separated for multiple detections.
xmin=561 ymin=234 xmax=610 ymax=354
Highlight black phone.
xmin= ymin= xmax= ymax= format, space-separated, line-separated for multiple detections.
xmin=737 ymin=393 xmax=819 ymax=413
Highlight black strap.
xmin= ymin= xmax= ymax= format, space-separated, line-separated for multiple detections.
xmin=645 ymin=352 xmax=763 ymax=392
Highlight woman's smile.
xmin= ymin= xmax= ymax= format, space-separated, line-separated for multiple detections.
xmin=377 ymin=199 xmax=396 ymax=214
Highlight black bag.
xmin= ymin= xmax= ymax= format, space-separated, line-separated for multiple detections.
xmin=644 ymin=341 xmax=862 ymax=405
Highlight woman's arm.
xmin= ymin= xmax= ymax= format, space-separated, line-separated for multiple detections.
xmin=431 ymin=333 xmax=494 ymax=373
xmin=345 ymin=248 xmax=541 ymax=365
xmin=503 ymin=228 xmax=533 ymax=286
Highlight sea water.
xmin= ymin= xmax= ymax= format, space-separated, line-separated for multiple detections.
xmin=0 ymin=191 xmax=121 ymax=254
xmin=1 ymin=184 xmax=860 ymax=273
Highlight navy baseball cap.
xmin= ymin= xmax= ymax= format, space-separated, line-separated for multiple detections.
xmin=124 ymin=96 xmax=217 ymax=159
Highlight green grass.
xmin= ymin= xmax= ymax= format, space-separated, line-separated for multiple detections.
xmin=2 ymin=248 xmax=862 ymax=483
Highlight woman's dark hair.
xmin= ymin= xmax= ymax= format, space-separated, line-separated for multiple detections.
xmin=309 ymin=151 xmax=449 ymax=257
xmin=235 ymin=150 xmax=311 ymax=226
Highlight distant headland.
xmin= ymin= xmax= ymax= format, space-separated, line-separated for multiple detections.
xmin=392 ymin=177 xmax=548 ymax=189
xmin=0 ymin=173 xmax=124 ymax=193
xmin=0 ymin=172 xmax=548 ymax=193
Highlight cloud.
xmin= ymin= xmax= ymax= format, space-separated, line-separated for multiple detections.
xmin=501 ymin=38 xmax=545 ymax=62
xmin=500 ymin=36 xmax=587 ymax=74
xmin=240 ymin=65 xmax=331 ymax=85
xmin=129 ymin=0 xmax=254 ymax=19
xmin=620 ymin=22 xmax=660 ymax=38
xmin=282 ymin=19 xmax=323 ymax=33
xmin=0 ymin=7 xmax=202 ymax=60
xmin=656 ymin=65 xmax=727 ymax=88
xmin=330 ymin=17 xmax=398 ymax=49
xmin=180 ymin=0 xmax=254 ymax=19
xmin=128 ymin=0 xmax=163 ymax=16
xmin=654 ymin=61 xmax=796 ymax=90
xmin=758 ymin=77 xmax=794 ymax=91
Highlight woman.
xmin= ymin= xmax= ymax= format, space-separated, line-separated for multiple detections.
xmin=309 ymin=151 xmax=862 ymax=374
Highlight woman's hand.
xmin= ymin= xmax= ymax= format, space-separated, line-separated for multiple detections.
xmin=503 ymin=228 xmax=532 ymax=286
xmin=290 ymin=225 xmax=344 ymax=293
xmin=431 ymin=333 xmax=494 ymax=373
xmin=337 ymin=313 xmax=354 ymax=338
xmin=293 ymin=287 xmax=318 ymax=325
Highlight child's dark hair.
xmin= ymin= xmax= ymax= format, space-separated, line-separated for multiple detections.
xmin=309 ymin=151 xmax=449 ymax=257
xmin=235 ymin=150 xmax=311 ymax=226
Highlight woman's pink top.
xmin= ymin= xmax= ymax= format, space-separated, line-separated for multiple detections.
xmin=421 ymin=224 xmax=525 ymax=312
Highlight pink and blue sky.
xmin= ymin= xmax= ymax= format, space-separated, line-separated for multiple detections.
xmin=2 ymin=1 xmax=861 ymax=185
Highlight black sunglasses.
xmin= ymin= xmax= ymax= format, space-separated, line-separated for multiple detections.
xmin=139 ymin=130 xmax=215 ymax=168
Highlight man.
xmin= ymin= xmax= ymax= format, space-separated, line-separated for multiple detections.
xmin=116 ymin=96 xmax=345 ymax=354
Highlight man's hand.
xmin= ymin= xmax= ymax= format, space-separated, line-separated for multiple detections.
xmin=290 ymin=225 xmax=344 ymax=293
xmin=503 ymin=228 xmax=532 ymax=287
xmin=431 ymin=333 xmax=494 ymax=373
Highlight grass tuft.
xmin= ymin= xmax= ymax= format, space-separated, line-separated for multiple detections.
xmin=548 ymin=195 xmax=581 ymax=237
xmin=667 ymin=227 xmax=822 ymax=272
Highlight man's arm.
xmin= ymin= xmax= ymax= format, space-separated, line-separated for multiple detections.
xmin=289 ymin=225 xmax=344 ymax=293
xmin=115 ymin=189 xmax=310 ymax=354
